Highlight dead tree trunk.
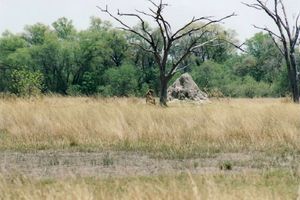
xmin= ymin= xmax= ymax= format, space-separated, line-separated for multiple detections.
xmin=98 ymin=0 xmax=234 ymax=106
xmin=245 ymin=0 xmax=300 ymax=103
xmin=159 ymin=76 xmax=168 ymax=106
xmin=289 ymin=49 xmax=300 ymax=102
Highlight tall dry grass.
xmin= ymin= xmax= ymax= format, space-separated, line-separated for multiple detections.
xmin=0 ymin=170 xmax=298 ymax=200
xmin=0 ymin=97 xmax=299 ymax=156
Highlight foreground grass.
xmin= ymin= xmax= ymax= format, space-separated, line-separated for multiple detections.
xmin=0 ymin=170 xmax=299 ymax=200
xmin=0 ymin=97 xmax=299 ymax=199
xmin=0 ymin=97 xmax=300 ymax=158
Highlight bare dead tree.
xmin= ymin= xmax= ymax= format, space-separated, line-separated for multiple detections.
xmin=245 ymin=0 xmax=300 ymax=103
xmin=98 ymin=0 xmax=234 ymax=106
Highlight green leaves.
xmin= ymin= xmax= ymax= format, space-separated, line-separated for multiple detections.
xmin=23 ymin=23 xmax=50 ymax=45
xmin=52 ymin=17 xmax=76 ymax=40
xmin=11 ymin=69 xmax=44 ymax=96
xmin=0 ymin=17 xmax=294 ymax=98
xmin=102 ymin=65 xmax=139 ymax=96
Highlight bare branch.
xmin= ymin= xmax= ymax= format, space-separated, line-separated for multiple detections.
xmin=98 ymin=6 xmax=149 ymax=42
xmin=190 ymin=38 xmax=218 ymax=51
xmin=242 ymin=2 xmax=263 ymax=10
xmin=278 ymin=0 xmax=295 ymax=47
xmin=170 ymin=65 xmax=189 ymax=74
xmin=130 ymin=42 xmax=156 ymax=54
xmin=172 ymin=13 xmax=236 ymax=41
xmin=217 ymin=39 xmax=246 ymax=52
xmin=253 ymin=25 xmax=282 ymax=39
xmin=135 ymin=9 xmax=156 ymax=18
xmin=171 ymin=16 xmax=213 ymax=39
xmin=147 ymin=0 xmax=159 ymax=8
xmin=168 ymin=36 xmax=216 ymax=77
xmin=296 ymin=12 xmax=300 ymax=29
xmin=244 ymin=1 xmax=278 ymax=25
xmin=292 ymin=13 xmax=300 ymax=48
xmin=268 ymin=32 xmax=285 ymax=55
xmin=278 ymin=0 xmax=291 ymax=30
xmin=251 ymin=23 xmax=285 ymax=55
xmin=244 ymin=0 xmax=288 ymax=52
xmin=116 ymin=9 xmax=156 ymax=44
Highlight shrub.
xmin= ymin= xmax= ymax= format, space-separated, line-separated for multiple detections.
xmin=223 ymin=76 xmax=272 ymax=98
xmin=102 ymin=64 xmax=138 ymax=96
xmin=10 ymin=68 xmax=44 ymax=96
xmin=66 ymin=85 xmax=82 ymax=96
xmin=81 ymin=72 xmax=97 ymax=95
xmin=191 ymin=61 xmax=225 ymax=91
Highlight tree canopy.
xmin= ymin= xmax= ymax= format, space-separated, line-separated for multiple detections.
xmin=0 ymin=14 xmax=296 ymax=99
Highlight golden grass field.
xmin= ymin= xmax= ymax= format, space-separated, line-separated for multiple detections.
xmin=0 ymin=97 xmax=299 ymax=199
xmin=0 ymin=97 xmax=299 ymax=155
xmin=0 ymin=171 xmax=299 ymax=200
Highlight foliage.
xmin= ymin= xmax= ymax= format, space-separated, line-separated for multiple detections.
xmin=0 ymin=18 xmax=295 ymax=98
xmin=102 ymin=64 xmax=139 ymax=96
xmin=10 ymin=68 xmax=44 ymax=96
xmin=52 ymin=17 xmax=76 ymax=39
xmin=244 ymin=32 xmax=283 ymax=82
xmin=191 ymin=60 xmax=227 ymax=92
xmin=227 ymin=76 xmax=272 ymax=98
xmin=23 ymin=23 xmax=50 ymax=45
xmin=66 ymin=85 xmax=82 ymax=96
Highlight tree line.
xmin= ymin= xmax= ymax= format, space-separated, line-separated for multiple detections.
xmin=0 ymin=15 xmax=298 ymax=99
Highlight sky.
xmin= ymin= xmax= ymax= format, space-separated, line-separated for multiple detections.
xmin=0 ymin=0 xmax=300 ymax=42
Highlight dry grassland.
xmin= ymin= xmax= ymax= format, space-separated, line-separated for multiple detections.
xmin=0 ymin=97 xmax=299 ymax=199
xmin=0 ymin=97 xmax=299 ymax=157
xmin=0 ymin=171 xmax=299 ymax=200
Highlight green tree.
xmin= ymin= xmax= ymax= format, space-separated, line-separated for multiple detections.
xmin=232 ymin=54 xmax=257 ymax=77
xmin=89 ymin=16 xmax=112 ymax=32
xmin=52 ymin=17 xmax=76 ymax=39
xmin=30 ymin=33 xmax=64 ymax=92
xmin=106 ymin=30 xmax=128 ymax=67
xmin=71 ymin=29 xmax=111 ymax=87
xmin=102 ymin=64 xmax=138 ymax=96
xmin=0 ymin=33 xmax=29 ymax=91
xmin=191 ymin=60 xmax=227 ymax=92
xmin=23 ymin=23 xmax=50 ymax=45
xmin=245 ymin=32 xmax=283 ymax=82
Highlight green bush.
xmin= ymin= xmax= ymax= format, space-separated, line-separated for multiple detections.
xmin=97 ymin=85 xmax=113 ymax=97
xmin=271 ymin=67 xmax=290 ymax=97
xmin=191 ymin=60 xmax=226 ymax=91
xmin=10 ymin=69 xmax=44 ymax=96
xmin=81 ymin=72 xmax=97 ymax=95
xmin=102 ymin=64 xmax=138 ymax=96
xmin=223 ymin=76 xmax=272 ymax=98
xmin=66 ymin=85 xmax=82 ymax=96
